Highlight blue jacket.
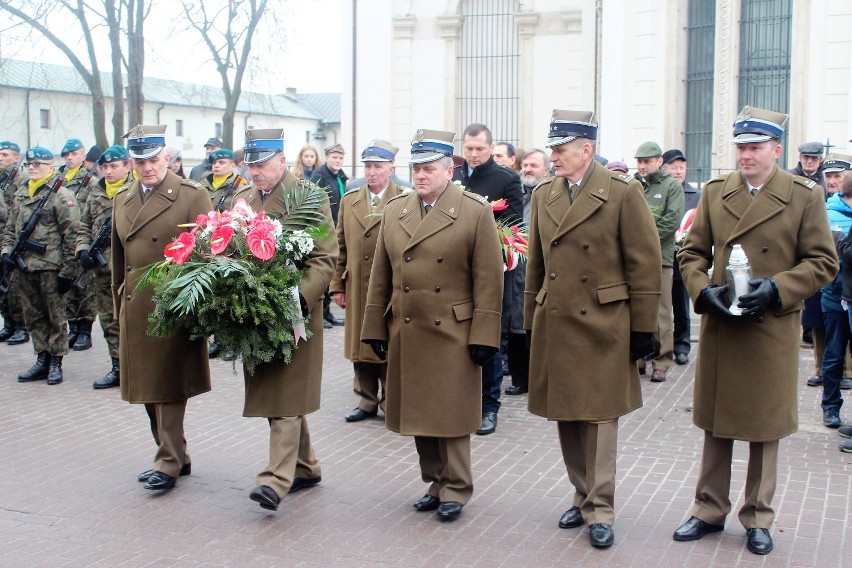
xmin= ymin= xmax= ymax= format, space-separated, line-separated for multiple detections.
xmin=821 ymin=194 xmax=852 ymax=311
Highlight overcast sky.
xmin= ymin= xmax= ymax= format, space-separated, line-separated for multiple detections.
xmin=0 ymin=0 xmax=344 ymax=95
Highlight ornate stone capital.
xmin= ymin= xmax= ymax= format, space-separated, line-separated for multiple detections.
xmin=561 ymin=10 xmax=581 ymax=33
xmin=515 ymin=12 xmax=539 ymax=37
xmin=393 ymin=16 xmax=416 ymax=39
xmin=437 ymin=15 xmax=462 ymax=38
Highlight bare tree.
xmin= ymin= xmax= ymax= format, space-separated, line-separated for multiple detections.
xmin=179 ymin=0 xmax=270 ymax=148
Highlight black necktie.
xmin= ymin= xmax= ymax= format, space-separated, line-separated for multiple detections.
xmin=424 ymin=204 xmax=432 ymax=213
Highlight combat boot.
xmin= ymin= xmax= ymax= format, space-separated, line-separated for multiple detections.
xmin=67 ymin=320 xmax=80 ymax=348
xmin=7 ymin=323 xmax=30 ymax=345
xmin=0 ymin=319 xmax=14 ymax=342
xmin=47 ymin=355 xmax=63 ymax=385
xmin=93 ymin=357 xmax=120 ymax=389
xmin=18 ymin=351 xmax=50 ymax=382
xmin=72 ymin=320 xmax=93 ymax=351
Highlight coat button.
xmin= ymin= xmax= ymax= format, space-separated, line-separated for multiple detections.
xmin=404 ymin=286 xmax=410 ymax=292
xmin=762 ymin=247 xmax=769 ymax=252
xmin=364 ymin=255 xmax=369 ymax=260
xmin=127 ymin=236 xmax=133 ymax=242
xmin=435 ymin=286 xmax=441 ymax=292
xmin=435 ymin=319 xmax=441 ymax=325
xmin=552 ymin=241 xmax=558 ymax=246
xmin=757 ymin=316 xmax=764 ymax=322
xmin=580 ymin=308 xmax=587 ymax=315
xmin=583 ymin=242 xmax=589 ymax=249
xmin=580 ymin=276 xmax=587 ymax=282
xmin=126 ymin=266 xmax=132 ymax=271
xmin=152 ymin=236 xmax=158 ymax=242
xmin=405 ymin=256 xmax=412 ymax=262
xmin=550 ymin=273 xmax=557 ymax=280
xmin=404 ymin=317 xmax=411 ymax=323
xmin=126 ymin=294 xmax=132 ymax=300
xmin=437 ymin=256 xmax=444 ymax=263
xmin=365 ymin=231 xmax=371 ymax=237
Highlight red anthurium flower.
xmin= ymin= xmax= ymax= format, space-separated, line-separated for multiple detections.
xmin=246 ymin=227 xmax=276 ymax=261
xmin=164 ymin=232 xmax=196 ymax=265
xmin=510 ymin=225 xmax=528 ymax=245
xmin=251 ymin=212 xmax=276 ymax=234
xmin=491 ymin=198 xmax=508 ymax=211
xmin=189 ymin=213 xmax=209 ymax=234
xmin=209 ymin=225 xmax=235 ymax=255
xmin=207 ymin=210 xmax=232 ymax=229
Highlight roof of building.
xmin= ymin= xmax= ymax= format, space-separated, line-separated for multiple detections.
xmin=0 ymin=59 xmax=340 ymax=123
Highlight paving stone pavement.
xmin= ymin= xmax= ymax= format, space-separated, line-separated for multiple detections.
xmin=0 ymin=319 xmax=851 ymax=567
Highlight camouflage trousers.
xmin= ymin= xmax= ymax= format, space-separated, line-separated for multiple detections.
xmin=0 ymin=271 xmax=26 ymax=323
xmin=65 ymin=272 xmax=97 ymax=321
xmin=91 ymin=269 xmax=119 ymax=358
xmin=18 ymin=270 xmax=69 ymax=356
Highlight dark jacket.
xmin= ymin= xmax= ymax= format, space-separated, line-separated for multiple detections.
xmin=788 ymin=163 xmax=826 ymax=192
xmin=453 ymin=156 xmax=523 ymax=223
xmin=311 ymin=164 xmax=349 ymax=224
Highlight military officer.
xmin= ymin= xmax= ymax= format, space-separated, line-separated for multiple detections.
xmin=524 ymin=111 xmax=662 ymax=549
xmin=59 ymin=138 xmax=98 ymax=351
xmin=0 ymin=140 xmax=29 ymax=345
xmin=673 ymin=107 xmax=838 ymax=555
xmin=76 ymin=145 xmax=133 ymax=389
xmin=112 ymin=125 xmax=212 ymax=491
xmin=331 ymin=140 xmax=406 ymax=423
xmin=232 ymin=128 xmax=337 ymax=511
xmin=2 ymin=147 xmax=81 ymax=385
xmin=361 ymin=129 xmax=504 ymax=522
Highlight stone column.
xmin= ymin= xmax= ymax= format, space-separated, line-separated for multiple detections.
xmin=437 ymin=15 xmax=462 ymax=139
xmin=515 ymin=12 xmax=539 ymax=149
xmin=711 ymin=0 xmax=741 ymax=174
xmin=392 ymin=16 xmax=416 ymax=165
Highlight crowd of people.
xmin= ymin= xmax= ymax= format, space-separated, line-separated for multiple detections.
xmin=1 ymin=102 xmax=849 ymax=556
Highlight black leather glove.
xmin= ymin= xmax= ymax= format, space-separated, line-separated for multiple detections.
xmin=57 ymin=276 xmax=74 ymax=295
xmin=525 ymin=330 xmax=532 ymax=350
xmin=629 ymin=331 xmax=655 ymax=360
xmin=469 ymin=344 xmax=499 ymax=366
xmin=694 ymin=284 xmax=732 ymax=317
xmin=77 ymin=250 xmax=96 ymax=271
xmin=1 ymin=253 xmax=15 ymax=274
xmin=737 ymin=278 xmax=779 ymax=317
xmin=366 ymin=339 xmax=388 ymax=361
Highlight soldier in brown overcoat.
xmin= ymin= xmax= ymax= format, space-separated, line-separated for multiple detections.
xmin=673 ymin=107 xmax=838 ymax=555
xmin=233 ymin=129 xmax=338 ymax=512
xmin=331 ymin=140 xmax=406 ymax=422
xmin=111 ymin=126 xmax=212 ymax=491
xmin=361 ymin=129 xmax=503 ymax=522
xmin=524 ymin=111 xmax=662 ymax=549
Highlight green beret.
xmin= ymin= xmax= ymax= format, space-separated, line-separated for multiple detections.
xmin=26 ymin=147 xmax=54 ymax=161
xmin=61 ymin=138 xmax=84 ymax=157
xmin=98 ymin=145 xmax=129 ymax=164
xmin=207 ymin=148 xmax=235 ymax=164
xmin=635 ymin=141 xmax=663 ymax=159
xmin=0 ymin=141 xmax=21 ymax=153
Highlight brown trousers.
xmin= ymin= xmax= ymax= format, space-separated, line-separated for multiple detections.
xmin=691 ymin=430 xmax=778 ymax=529
xmin=557 ymin=419 xmax=618 ymax=525
xmin=257 ymin=416 xmax=321 ymax=499
xmin=652 ymin=267 xmax=674 ymax=371
xmin=413 ymin=435 xmax=473 ymax=504
xmin=353 ymin=361 xmax=387 ymax=413
xmin=145 ymin=401 xmax=190 ymax=478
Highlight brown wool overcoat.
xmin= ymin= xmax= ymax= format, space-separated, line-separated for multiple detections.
xmin=524 ymin=161 xmax=662 ymax=422
xmin=361 ymin=183 xmax=504 ymax=437
xmin=232 ymin=170 xmax=338 ymax=418
xmin=329 ymin=181 xmax=406 ymax=362
xmin=678 ymin=166 xmax=838 ymax=441
xmin=111 ymin=170 xmax=212 ymax=403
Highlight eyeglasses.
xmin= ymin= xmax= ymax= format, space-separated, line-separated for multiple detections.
xmin=26 ymin=161 xmax=50 ymax=168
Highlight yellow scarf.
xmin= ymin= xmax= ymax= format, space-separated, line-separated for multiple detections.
xmin=105 ymin=172 xmax=135 ymax=199
xmin=212 ymin=174 xmax=230 ymax=190
xmin=28 ymin=173 xmax=54 ymax=198
xmin=64 ymin=164 xmax=81 ymax=182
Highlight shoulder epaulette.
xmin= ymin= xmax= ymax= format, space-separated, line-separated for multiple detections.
xmin=531 ymin=177 xmax=555 ymax=193
xmin=615 ymin=174 xmax=633 ymax=184
xmin=386 ymin=192 xmax=408 ymax=203
xmin=707 ymin=174 xmax=727 ymax=184
xmin=462 ymin=191 xmax=488 ymax=204
xmin=793 ymin=177 xmax=817 ymax=190
xmin=180 ymin=179 xmax=203 ymax=189
xmin=342 ymin=186 xmax=362 ymax=197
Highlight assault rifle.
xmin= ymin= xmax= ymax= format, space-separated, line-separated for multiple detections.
xmin=0 ymin=154 xmax=24 ymax=195
xmin=72 ymin=165 xmax=99 ymax=197
xmin=0 ymin=174 xmax=64 ymax=294
xmin=213 ymin=174 xmax=245 ymax=212
xmin=72 ymin=217 xmax=112 ymax=292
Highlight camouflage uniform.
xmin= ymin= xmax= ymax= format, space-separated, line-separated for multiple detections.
xmin=59 ymin=164 xmax=98 ymax=345
xmin=203 ymin=171 xmax=247 ymax=211
xmin=75 ymin=175 xmax=127 ymax=359
xmin=1 ymin=178 xmax=80 ymax=356
xmin=1 ymin=165 xmax=29 ymax=341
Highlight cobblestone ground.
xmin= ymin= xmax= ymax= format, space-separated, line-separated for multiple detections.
xmin=0 ymin=316 xmax=850 ymax=567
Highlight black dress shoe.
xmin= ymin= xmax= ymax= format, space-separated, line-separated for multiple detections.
xmin=322 ymin=319 xmax=332 ymax=329
xmin=437 ymin=501 xmax=462 ymax=521
xmin=7 ymin=328 xmax=30 ymax=345
xmin=144 ymin=471 xmax=176 ymax=490
xmin=250 ymin=485 xmax=280 ymax=511
xmin=589 ymin=523 xmax=614 ymax=548
xmin=476 ymin=412 xmax=497 ymax=435
xmin=674 ymin=352 xmax=689 ymax=365
xmin=672 ymin=516 xmax=724 ymax=541
xmin=138 ymin=463 xmax=191 ymax=482
xmin=746 ymin=528 xmax=773 ymax=555
xmin=413 ymin=494 xmax=440 ymax=511
xmin=288 ymin=475 xmax=321 ymax=494
xmin=345 ymin=408 xmax=378 ymax=422
xmin=504 ymin=385 xmax=528 ymax=395
xmin=208 ymin=338 xmax=222 ymax=358
xmin=558 ymin=506 xmax=584 ymax=529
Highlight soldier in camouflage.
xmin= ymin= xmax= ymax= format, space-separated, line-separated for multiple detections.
xmin=58 ymin=138 xmax=99 ymax=351
xmin=1 ymin=147 xmax=80 ymax=385
xmin=0 ymin=140 xmax=30 ymax=345
xmin=76 ymin=145 xmax=132 ymax=389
